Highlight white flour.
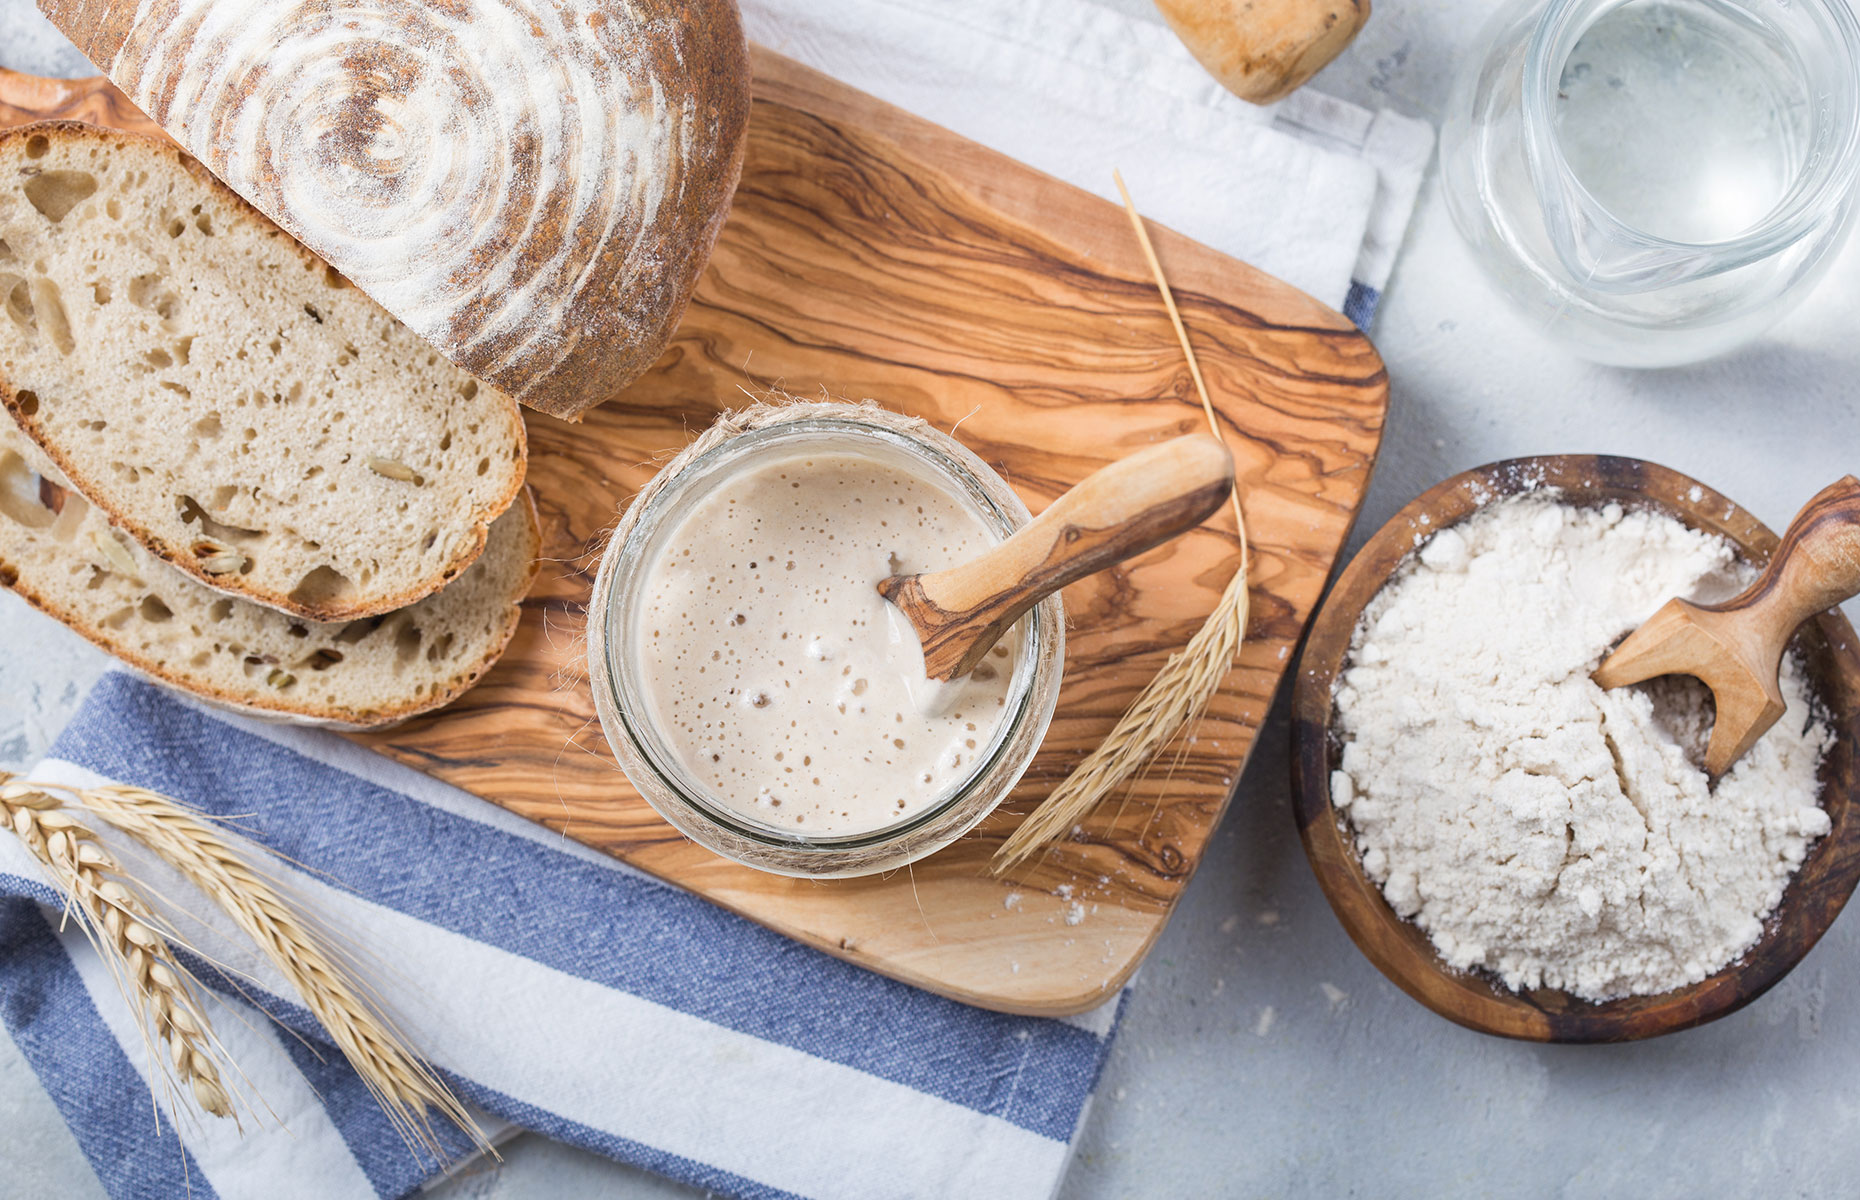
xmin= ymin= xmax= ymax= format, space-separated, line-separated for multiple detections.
xmin=1333 ymin=495 xmax=1832 ymax=1000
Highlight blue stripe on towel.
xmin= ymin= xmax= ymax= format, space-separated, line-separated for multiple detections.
xmin=0 ymin=896 xmax=219 ymax=1200
xmin=49 ymin=675 xmax=1107 ymax=1145
xmin=453 ymin=1082 xmax=811 ymax=1200
xmin=271 ymin=1024 xmax=479 ymax=1200
xmin=1343 ymin=280 xmax=1380 ymax=330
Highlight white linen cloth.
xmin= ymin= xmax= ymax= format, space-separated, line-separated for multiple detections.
xmin=742 ymin=0 xmax=1434 ymax=326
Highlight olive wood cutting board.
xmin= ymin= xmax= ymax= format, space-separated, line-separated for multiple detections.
xmin=0 ymin=47 xmax=1387 ymax=1016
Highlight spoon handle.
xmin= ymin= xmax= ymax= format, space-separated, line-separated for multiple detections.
xmin=882 ymin=434 xmax=1234 ymax=680
xmin=1714 ymin=475 xmax=1860 ymax=659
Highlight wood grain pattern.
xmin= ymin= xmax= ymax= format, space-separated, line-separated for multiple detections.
xmin=882 ymin=434 xmax=1234 ymax=681
xmin=1 ymin=49 xmax=1388 ymax=1015
xmin=1595 ymin=476 xmax=1860 ymax=774
xmin=1292 ymin=456 xmax=1860 ymax=1041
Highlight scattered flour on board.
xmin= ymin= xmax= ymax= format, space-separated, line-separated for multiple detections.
xmin=1333 ymin=494 xmax=1831 ymax=1001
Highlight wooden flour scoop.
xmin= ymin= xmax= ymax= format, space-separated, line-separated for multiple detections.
xmin=879 ymin=434 xmax=1234 ymax=681
xmin=1595 ymin=476 xmax=1860 ymax=775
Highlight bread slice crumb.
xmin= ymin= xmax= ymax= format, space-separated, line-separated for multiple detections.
xmin=0 ymin=122 xmax=527 ymax=621
xmin=0 ymin=413 xmax=537 ymax=729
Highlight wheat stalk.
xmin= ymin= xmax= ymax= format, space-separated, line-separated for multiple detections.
xmin=0 ymin=773 xmax=233 ymax=1119
xmin=992 ymin=172 xmax=1251 ymax=872
xmin=68 ymin=783 xmax=489 ymax=1162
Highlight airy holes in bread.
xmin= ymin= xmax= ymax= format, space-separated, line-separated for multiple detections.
xmin=289 ymin=564 xmax=353 ymax=610
xmin=393 ymin=619 xmax=422 ymax=665
xmin=91 ymin=281 xmax=111 ymax=305
xmin=13 ymin=389 xmax=38 ymax=416
xmin=0 ymin=450 xmax=54 ymax=530
xmin=176 ymin=494 xmax=263 ymax=543
xmin=335 ymin=615 xmax=384 ymax=645
xmin=138 ymin=594 xmax=173 ymax=624
xmin=24 ymin=170 xmax=98 ymax=224
xmin=301 ymin=647 xmax=344 ymax=671
xmin=3 ymin=275 xmax=34 ymax=335
xmin=176 ymin=494 xmax=265 ymax=576
xmin=126 ymin=272 xmax=181 ymax=324
xmin=29 ymin=279 xmax=73 ymax=354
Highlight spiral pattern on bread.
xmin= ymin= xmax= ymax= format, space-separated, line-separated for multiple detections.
xmin=63 ymin=0 xmax=750 ymax=418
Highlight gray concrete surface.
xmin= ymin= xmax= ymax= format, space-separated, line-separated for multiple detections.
xmin=5 ymin=0 xmax=1860 ymax=1196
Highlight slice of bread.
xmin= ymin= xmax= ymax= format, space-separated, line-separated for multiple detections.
xmin=0 ymin=122 xmax=528 ymax=621
xmin=0 ymin=413 xmax=539 ymax=730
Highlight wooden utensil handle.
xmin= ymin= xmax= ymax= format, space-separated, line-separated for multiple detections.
xmin=884 ymin=434 xmax=1234 ymax=678
xmin=1722 ymin=475 xmax=1860 ymax=643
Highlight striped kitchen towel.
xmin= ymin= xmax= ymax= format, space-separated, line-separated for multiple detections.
xmin=0 ymin=673 xmax=1122 ymax=1200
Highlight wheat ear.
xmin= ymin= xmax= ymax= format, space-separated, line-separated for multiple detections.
xmin=63 ymin=783 xmax=489 ymax=1161
xmin=992 ymin=172 xmax=1251 ymax=872
xmin=0 ymin=774 xmax=232 ymax=1118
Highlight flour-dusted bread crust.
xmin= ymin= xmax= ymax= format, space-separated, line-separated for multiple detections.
xmin=40 ymin=0 xmax=753 ymax=420
xmin=0 ymin=123 xmax=528 ymax=621
xmin=0 ymin=414 xmax=538 ymax=730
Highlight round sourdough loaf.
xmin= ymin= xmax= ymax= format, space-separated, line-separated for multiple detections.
xmin=39 ymin=0 xmax=753 ymax=420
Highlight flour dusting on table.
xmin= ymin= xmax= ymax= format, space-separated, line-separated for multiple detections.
xmin=1332 ymin=495 xmax=1831 ymax=1000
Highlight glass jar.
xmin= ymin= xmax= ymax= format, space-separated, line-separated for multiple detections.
xmin=587 ymin=403 xmax=1065 ymax=878
xmin=1440 ymin=0 xmax=1860 ymax=366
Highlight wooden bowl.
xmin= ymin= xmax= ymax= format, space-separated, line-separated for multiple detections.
xmin=1291 ymin=455 xmax=1860 ymax=1042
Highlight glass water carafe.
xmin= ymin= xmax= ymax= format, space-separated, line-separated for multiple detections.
xmin=1440 ymin=0 xmax=1860 ymax=367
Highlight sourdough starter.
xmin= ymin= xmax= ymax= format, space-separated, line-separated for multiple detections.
xmin=1333 ymin=495 xmax=1832 ymax=1000
xmin=635 ymin=447 xmax=1018 ymax=835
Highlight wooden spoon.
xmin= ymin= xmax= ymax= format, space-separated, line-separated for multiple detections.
xmin=1595 ymin=475 xmax=1860 ymax=775
xmin=879 ymin=434 xmax=1234 ymax=682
